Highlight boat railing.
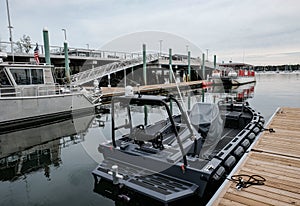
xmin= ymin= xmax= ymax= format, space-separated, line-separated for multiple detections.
xmin=0 ymin=84 xmax=81 ymax=98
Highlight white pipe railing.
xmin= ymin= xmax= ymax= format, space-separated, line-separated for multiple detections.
xmin=0 ymin=41 xmax=141 ymax=60
xmin=0 ymin=84 xmax=81 ymax=98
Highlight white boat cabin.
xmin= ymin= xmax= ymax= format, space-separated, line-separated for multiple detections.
xmin=0 ymin=64 xmax=56 ymax=97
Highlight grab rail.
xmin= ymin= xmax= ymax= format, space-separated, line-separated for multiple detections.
xmin=0 ymin=84 xmax=81 ymax=98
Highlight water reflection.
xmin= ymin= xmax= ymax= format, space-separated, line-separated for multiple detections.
xmin=209 ymin=83 xmax=255 ymax=102
xmin=0 ymin=114 xmax=95 ymax=182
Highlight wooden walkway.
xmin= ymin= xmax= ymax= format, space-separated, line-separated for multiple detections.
xmin=97 ymin=80 xmax=203 ymax=103
xmin=210 ymin=107 xmax=300 ymax=206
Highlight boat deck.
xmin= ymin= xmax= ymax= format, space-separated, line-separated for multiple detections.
xmin=210 ymin=107 xmax=300 ymax=206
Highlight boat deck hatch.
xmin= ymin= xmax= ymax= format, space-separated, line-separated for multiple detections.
xmin=93 ymin=159 xmax=198 ymax=203
xmin=127 ymin=173 xmax=198 ymax=202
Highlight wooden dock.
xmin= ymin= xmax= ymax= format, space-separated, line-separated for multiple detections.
xmin=99 ymin=80 xmax=203 ymax=103
xmin=210 ymin=107 xmax=300 ymax=206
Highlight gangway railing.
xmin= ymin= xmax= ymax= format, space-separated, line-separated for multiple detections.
xmin=71 ymin=53 xmax=159 ymax=86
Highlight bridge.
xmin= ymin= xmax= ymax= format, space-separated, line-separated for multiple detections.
xmin=71 ymin=53 xmax=159 ymax=86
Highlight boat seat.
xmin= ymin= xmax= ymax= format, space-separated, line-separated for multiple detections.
xmin=129 ymin=121 xmax=173 ymax=149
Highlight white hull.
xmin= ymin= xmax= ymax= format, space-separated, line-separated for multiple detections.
xmin=231 ymin=76 xmax=256 ymax=85
xmin=210 ymin=76 xmax=255 ymax=85
xmin=0 ymin=93 xmax=94 ymax=125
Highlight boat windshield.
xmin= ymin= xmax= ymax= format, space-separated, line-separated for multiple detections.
xmin=129 ymin=103 xmax=180 ymax=127
xmin=10 ymin=68 xmax=44 ymax=85
xmin=0 ymin=68 xmax=11 ymax=87
xmin=112 ymin=99 xmax=182 ymax=141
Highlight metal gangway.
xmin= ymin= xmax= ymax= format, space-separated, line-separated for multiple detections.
xmin=71 ymin=53 xmax=159 ymax=86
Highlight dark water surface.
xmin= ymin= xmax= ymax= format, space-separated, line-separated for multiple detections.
xmin=0 ymin=73 xmax=299 ymax=206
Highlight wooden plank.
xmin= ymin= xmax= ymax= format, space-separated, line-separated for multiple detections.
xmin=246 ymin=159 xmax=300 ymax=178
xmin=239 ymin=168 xmax=300 ymax=190
xmin=222 ymin=192 xmax=271 ymax=206
xmin=249 ymin=152 xmax=300 ymax=167
xmin=218 ymin=199 xmax=248 ymax=206
xmin=244 ymin=186 xmax=300 ymax=205
xmin=99 ymin=80 xmax=203 ymax=98
xmin=211 ymin=107 xmax=300 ymax=206
xmin=225 ymin=187 xmax=295 ymax=206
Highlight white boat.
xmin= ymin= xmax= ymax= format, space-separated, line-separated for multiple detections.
xmin=219 ymin=62 xmax=256 ymax=85
xmin=210 ymin=68 xmax=256 ymax=86
xmin=0 ymin=62 xmax=98 ymax=129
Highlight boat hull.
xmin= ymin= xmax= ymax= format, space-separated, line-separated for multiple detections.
xmin=0 ymin=93 xmax=95 ymax=130
xmin=222 ymin=76 xmax=256 ymax=85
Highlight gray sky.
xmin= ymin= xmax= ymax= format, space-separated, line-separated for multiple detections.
xmin=0 ymin=0 xmax=299 ymax=66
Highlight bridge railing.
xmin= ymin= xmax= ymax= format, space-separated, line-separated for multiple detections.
xmin=0 ymin=41 xmax=141 ymax=60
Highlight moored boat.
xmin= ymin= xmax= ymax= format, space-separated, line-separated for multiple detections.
xmin=218 ymin=62 xmax=256 ymax=85
xmin=92 ymin=89 xmax=264 ymax=205
xmin=0 ymin=62 xmax=99 ymax=130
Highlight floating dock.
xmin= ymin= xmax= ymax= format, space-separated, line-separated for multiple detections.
xmin=210 ymin=107 xmax=300 ymax=205
xmin=98 ymin=80 xmax=204 ymax=103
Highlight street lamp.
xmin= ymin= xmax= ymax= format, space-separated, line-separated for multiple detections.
xmin=206 ymin=49 xmax=209 ymax=61
xmin=62 ymin=28 xmax=67 ymax=41
xmin=159 ymin=40 xmax=163 ymax=56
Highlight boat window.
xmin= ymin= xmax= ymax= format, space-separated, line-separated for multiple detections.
xmin=10 ymin=68 xmax=44 ymax=85
xmin=130 ymin=104 xmax=169 ymax=127
xmin=10 ymin=69 xmax=30 ymax=85
xmin=31 ymin=69 xmax=44 ymax=84
xmin=0 ymin=69 xmax=11 ymax=86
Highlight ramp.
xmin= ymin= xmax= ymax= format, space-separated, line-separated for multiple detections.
xmin=71 ymin=53 xmax=159 ymax=86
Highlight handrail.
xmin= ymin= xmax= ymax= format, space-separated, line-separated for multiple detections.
xmin=0 ymin=41 xmax=141 ymax=60
xmin=71 ymin=53 xmax=160 ymax=86
xmin=0 ymin=84 xmax=81 ymax=98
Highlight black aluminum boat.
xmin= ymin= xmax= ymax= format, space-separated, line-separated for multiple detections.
xmin=92 ymin=93 xmax=264 ymax=205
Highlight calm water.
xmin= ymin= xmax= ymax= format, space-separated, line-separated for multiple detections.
xmin=0 ymin=73 xmax=299 ymax=206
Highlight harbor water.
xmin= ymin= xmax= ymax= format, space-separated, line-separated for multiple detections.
xmin=0 ymin=73 xmax=299 ymax=206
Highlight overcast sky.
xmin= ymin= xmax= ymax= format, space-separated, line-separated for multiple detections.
xmin=0 ymin=0 xmax=299 ymax=65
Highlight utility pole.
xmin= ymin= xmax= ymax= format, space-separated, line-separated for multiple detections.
xmin=6 ymin=0 xmax=14 ymax=62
